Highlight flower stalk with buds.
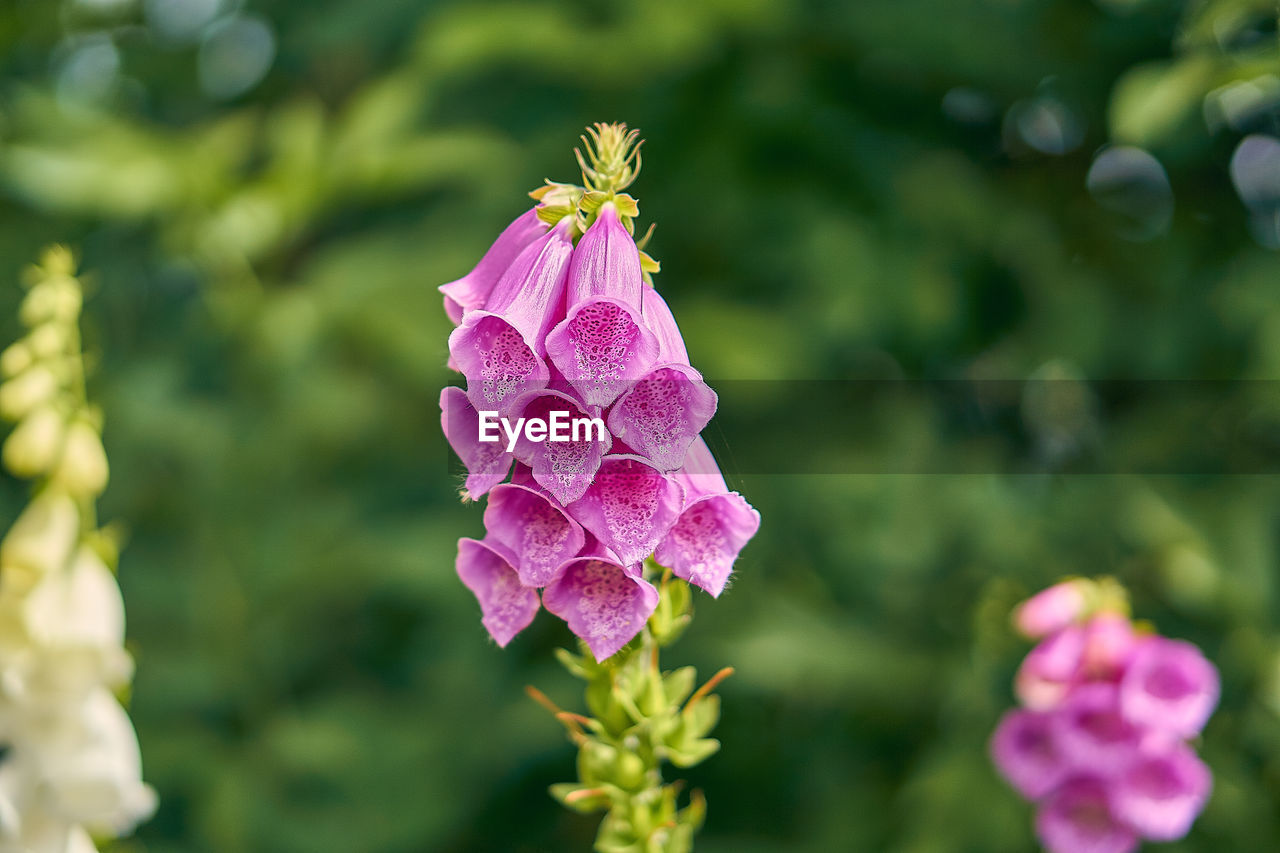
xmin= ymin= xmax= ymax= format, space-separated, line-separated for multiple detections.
xmin=0 ymin=247 xmax=155 ymax=853
xmin=440 ymin=125 xmax=758 ymax=851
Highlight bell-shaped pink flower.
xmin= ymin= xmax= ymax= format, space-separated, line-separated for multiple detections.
xmin=1111 ymin=742 xmax=1212 ymax=841
xmin=455 ymin=538 xmax=540 ymax=647
xmin=510 ymin=388 xmax=612 ymax=505
xmin=606 ymin=289 xmax=717 ymax=471
xmin=1119 ymin=637 xmax=1219 ymax=738
xmin=483 ymin=482 xmax=586 ymax=588
xmin=545 ymin=204 xmax=660 ymax=407
xmin=566 ymin=454 xmax=684 ymax=567
xmin=439 ymin=208 xmax=548 ymax=324
xmin=440 ymin=386 xmax=513 ymax=500
xmin=1015 ymin=580 xmax=1089 ymax=639
xmin=654 ymin=438 xmax=759 ymax=598
xmin=542 ymin=546 xmax=658 ymax=662
xmin=1081 ymin=613 xmax=1139 ymax=680
xmin=449 ymin=219 xmax=575 ymax=416
xmin=1035 ymin=777 xmax=1138 ymax=853
xmin=1015 ymin=625 xmax=1085 ymax=710
xmin=1052 ymin=684 xmax=1141 ymax=774
xmin=989 ymin=709 xmax=1071 ymax=799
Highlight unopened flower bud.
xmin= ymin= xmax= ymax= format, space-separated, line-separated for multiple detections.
xmin=0 ymin=341 xmax=33 ymax=378
xmin=26 ymin=323 xmax=68 ymax=360
xmin=20 ymin=278 xmax=80 ymax=326
xmin=0 ymin=365 xmax=59 ymax=421
xmin=52 ymin=420 xmax=110 ymax=497
xmin=1013 ymin=579 xmax=1090 ymax=638
xmin=2 ymin=405 xmax=67 ymax=478
xmin=0 ymin=492 xmax=80 ymax=589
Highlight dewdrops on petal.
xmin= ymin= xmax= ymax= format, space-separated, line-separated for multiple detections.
xmin=542 ymin=555 xmax=659 ymax=663
xmin=565 ymin=454 xmax=685 ymax=568
xmin=992 ymin=578 xmax=1218 ymax=852
xmin=545 ymin=203 xmax=660 ymax=408
xmin=482 ymin=483 xmax=585 ymax=588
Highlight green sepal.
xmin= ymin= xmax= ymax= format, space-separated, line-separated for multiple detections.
xmin=536 ymin=204 xmax=575 ymax=226
xmin=555 ymin=646 xmax=588 ymax=678
xmin=648 ymin=575 xmax=692 ymax=647
xmin=662 ymin=667 xmax=697 ymax=711
xmin=639 ymin=251 xmax=660 ymax=275
xmin=684 ymin=694 xmax=720 ymax=740
xmin=665 ymin=737 xmax=721 ymax=769
xmin=550 ymin=782 xmax=612 ymax=814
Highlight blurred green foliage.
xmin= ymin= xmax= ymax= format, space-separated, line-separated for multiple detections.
xmin=1 ymin=0 xmax=1279 ymax=850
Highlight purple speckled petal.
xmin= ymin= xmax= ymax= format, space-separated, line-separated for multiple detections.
xmin=652 ymin=438 xmax=758 ymax=597
xmin=989 ymin=709 xmax=1071 ymax=799
xmin=449 ymin=220 xmax=574 ymax=416
xmin=607 ymin=365 xmax=717 ymax=472
xmin=1111 ymin=742 xmax=1212 ymax=842
xmin=483 ymin=483 xmax=585 ymax=588
xmin=545 ymin=205 xmax=659 ymax=407
xmin=566 ymin=454 xmax=684 ymax=567
xmin=1035 ymin=777 xmax=1138 ymax=853
xmin=654 ymin=492 xmax=759 ymax=598
xmin=1052 ymin=683 xmax=1142 ymax=776
xmin=439 ymin=208 xmax=548 ymax=324
xmin=1015 ymin=625 xmax=1086 ymax=711
xmin=1119 ymin=637 xmax=1219 ymax=738
xmin=455 ymin=538 xmax=539 ymax=647
xmin=542 ymin=555 xmax=658 ymax=662
xmin=511 ymin=389 xmax=611 ymax=505
xmin=440 ymin=386 xmax=513 ymax=500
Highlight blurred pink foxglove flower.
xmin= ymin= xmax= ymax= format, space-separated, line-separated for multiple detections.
xmin=991 ymin=580 xmax=1218 ymax=853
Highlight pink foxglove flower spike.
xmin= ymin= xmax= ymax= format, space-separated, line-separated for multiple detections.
xmin=438 ymin=123 xmax=758 ymax=852
xmin=991 ymin=577 xmax=1217 ymax=853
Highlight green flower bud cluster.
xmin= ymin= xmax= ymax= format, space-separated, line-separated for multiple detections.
xmin=0 ymin=247 xmax=155 ymax=849
xmin=532 ymin=568 xmax=729 ymax=853
xmin=0 ymin=247 xmax=107 ymax=497
xmin=530 ymin=122 xmax=661 ymax=280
